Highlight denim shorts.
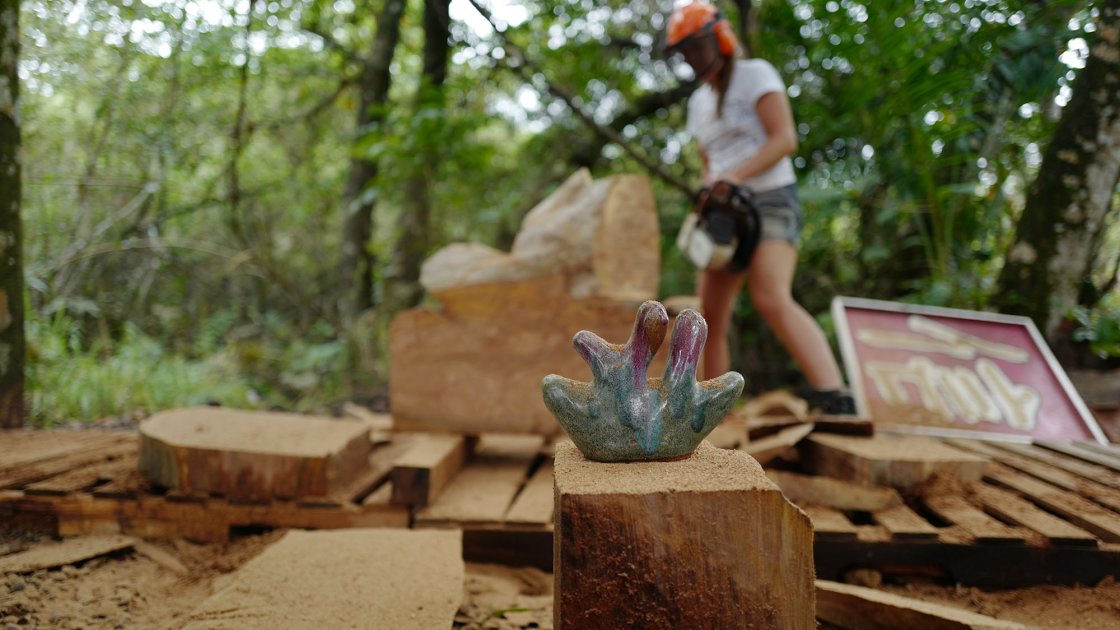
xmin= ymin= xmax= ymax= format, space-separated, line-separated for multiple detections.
xmin=753 ymin=184 xmax=803 ymax=246
xmin=719 ymin=184 xmax=803 ymax=274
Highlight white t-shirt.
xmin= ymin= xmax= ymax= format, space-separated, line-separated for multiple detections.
xmin=686 ymin=59 xmax=797 ymax=193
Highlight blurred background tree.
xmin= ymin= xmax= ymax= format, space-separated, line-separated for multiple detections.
xmin=10 ymin=0 xmax=1118 ymax=425
xmin=1 ymin=0 xmax=25 ymax=427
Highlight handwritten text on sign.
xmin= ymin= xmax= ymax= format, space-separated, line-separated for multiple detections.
xmin=834 ymin=297 xmax=1106 ymax=443
xmin=859 ymin=315 xmax=1041 ymax=430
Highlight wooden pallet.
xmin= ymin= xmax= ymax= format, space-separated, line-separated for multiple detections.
xmin=0 ymin=429 xmax=409 ymax=542
xmin=409 ymin=434 xmax=555 ymax=570
xmin=402 ymin=431 xmax=1120 ymax=586
xmin=809 ymin=438 xmax=1120 ymax=587
xmin=5 ymin=427 xmax=1120 ymax=587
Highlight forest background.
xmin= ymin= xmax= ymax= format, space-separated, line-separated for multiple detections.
xmin=1 ymin=0 xmax=1118 ymax=427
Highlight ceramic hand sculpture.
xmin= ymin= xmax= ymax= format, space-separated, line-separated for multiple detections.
xmin=542 ymin=300 xmax=745 ymax=462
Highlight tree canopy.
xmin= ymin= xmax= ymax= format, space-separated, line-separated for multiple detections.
xmin=11 ymin=0 xmax=1120 ymax=424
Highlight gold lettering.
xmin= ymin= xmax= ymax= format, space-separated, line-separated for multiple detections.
xmin=856 ymin=315 xmax=1030 ymax=363
xmin=976 ymin=358 xmax=1040 ymax=431
xmin=938 ymin=366 xmax=1002 ymax=425
xmin=864 ymin=357 xmax=1039 ymax=430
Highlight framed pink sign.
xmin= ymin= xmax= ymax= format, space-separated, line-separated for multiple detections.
xmin=832 ymin=297 xmax=1109 ymax=444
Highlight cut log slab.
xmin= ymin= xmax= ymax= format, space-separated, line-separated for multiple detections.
xmin=182 ymin=529 xmax=464 ymax=630
xmin=801 ymin=434 xmax=989 ymax=490
xmin=553 ymin=440 xmax=815 ymax=630
xmin=139 ymin=408 xmax=372 ymax=502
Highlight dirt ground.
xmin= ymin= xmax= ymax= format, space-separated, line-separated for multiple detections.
xmin=3 ymin=526 xmax=1119 ymax=629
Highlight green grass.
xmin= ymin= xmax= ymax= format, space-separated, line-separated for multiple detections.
xmin=27 ymin=314 xmax=257 ymax=427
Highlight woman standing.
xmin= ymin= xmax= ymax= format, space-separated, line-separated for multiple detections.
xmin=665 ymin=1 xmax=855 ymax=414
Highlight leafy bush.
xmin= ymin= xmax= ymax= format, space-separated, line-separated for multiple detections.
xmin=1072 ymin=295 xmax=1120 ymax=360
xmin=27 ymin=312 xmax=257 ymax=427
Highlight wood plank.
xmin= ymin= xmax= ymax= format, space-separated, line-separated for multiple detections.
xmin=816 ymin=580 xmax=1032 ymax=629
xmin=0 ymin=431 xmax=133 ymax=471
xmin=91 ymin=469 xmax=147 ymax=499
xmin=815 ymin=537 xmax=1120 ymax=588
xmin=182 ymin=529 xmax=463 ymax=629
xmin=504 ymin=460 xmax=554 ymax=526
xmin=813 ymin=415 xmax=875 ymax=436
xmin=133 ymin=540 xmax=189 ymax=575
xmin=743 ymin=422 xmax=814 ymax=465
xmin=745 ymin=416 xmax=803 ymax=441
xmin=990 ymin=441 xmax=1120 ymax=491
xmin=390 ymin=433 xmax=472 ymax=508
xmin=415 ymin=435 xmax=543 ymax=526
xmin=706 ymin=416 xmax=745 ymax=449
xmin=802 ymin=434 xmax=989 ymax=489
xmin=361 ymin=481 xmax=393 ymax=508
xmin=767 ymin=470 xmax=902 ymax=512
xmin=0 ymin=534 xmax=137 ymax=573
xmin=24 ymin=455 xmax=138 ymax=496
xmin=923 ymin=495 xmax=1026 ymax=545
xmin=1073 ymin=440 xmax=1120 ymax=464
xmin=969 ymin=483 xmax=1097 ymax=547
xmin=463 ymin=527 xmax=554 ymax=572
xmin=1035 ymin=440 xmax=1120 ymax=474
xmin=742 ymin=390 xmax=808 ymax=420
xmin=872 ymin=504 xmax=939 ymax=540
xmin=299 ymin=436 xmax=415 ymax=508
xmin=1 ymin=489 xmax=410 ymax=544
xmin=802 ymin=505 xmax=858 ymax=540
xmin=984 ymin=463 xmax=1120 ymax=543
xmin=0 ymin=441 xmax=138 ymax=490
xmin=947 ymin=439 xmax=1120 ymax=513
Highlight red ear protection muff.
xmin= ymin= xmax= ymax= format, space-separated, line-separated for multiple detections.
xmin=710 ymin=13 xmax=737 ymax=57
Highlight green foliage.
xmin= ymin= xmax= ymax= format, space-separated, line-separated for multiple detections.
xmin=1072 ymin=295 xmax=1120 ymax=360
xmin=27 ymin=311 xmax=255 ymax=427
xmin=16 ymin=0 xmax=1119 ymax=420
xmin=763 ymin=0 xmax=1084 ymax=308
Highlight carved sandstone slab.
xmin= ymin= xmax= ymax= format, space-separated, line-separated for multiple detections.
xmin=139 ymin=408 xmax=372 ymax=501
xmin=554 ymin=441 xmax=816 ymax=629
xmin=391 ymin=171 xmax=661 ymax=435
xmin=420 ymin=169 xmax=659 ymax=302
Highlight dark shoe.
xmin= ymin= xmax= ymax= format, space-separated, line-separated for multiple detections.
xmin=797 ymin=388 xmax=858 ymax=416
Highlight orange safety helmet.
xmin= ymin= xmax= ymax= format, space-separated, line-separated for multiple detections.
xmin=665 ymin=2 xmax=738 ymax=57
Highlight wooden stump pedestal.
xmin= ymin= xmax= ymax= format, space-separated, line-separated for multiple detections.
xmin=553 ymin=441 xmax=816 ymax=629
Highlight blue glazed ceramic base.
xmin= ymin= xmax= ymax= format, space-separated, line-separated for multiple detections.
xmin=542 ymin=301 xmax=745 ymax=462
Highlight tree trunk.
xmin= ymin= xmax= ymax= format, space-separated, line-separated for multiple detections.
xmin=729 ymin=0 xmax=756 ymax=58
xmin=339 ymin=0 xmax=406 ymax=319
xmin=386 ymin=0 xmax=450 ymax=312
xmin=0 ymin=0 xmax=25 ymax=428
xmin=995 ymin=0 xmax=1120 ymax=339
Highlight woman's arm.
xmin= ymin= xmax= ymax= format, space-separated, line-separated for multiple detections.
xmin=714 ymin=91 xmax=798 ymax=185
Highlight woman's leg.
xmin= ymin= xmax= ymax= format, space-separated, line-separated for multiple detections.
xmin=697 ymin=267 xmax=746 ymax=380
xmin=746 ymin=241 xmax=844 ymax=389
